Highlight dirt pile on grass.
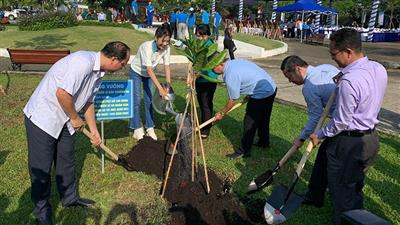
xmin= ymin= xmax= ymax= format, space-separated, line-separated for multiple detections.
xmin=122 ymin=137 xmax=254 ymax=225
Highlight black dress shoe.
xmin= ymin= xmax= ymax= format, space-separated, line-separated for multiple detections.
xmin=65 ymin=198 xmax=96 ymax=208
xmin=37 ymin=216 xmax=53 ymax=225
xmin=302 ymin=194 xmax=323 ymax=208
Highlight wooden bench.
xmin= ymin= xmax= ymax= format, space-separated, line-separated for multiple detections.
xmin=7 ymin=48 xmax=70 ymax=71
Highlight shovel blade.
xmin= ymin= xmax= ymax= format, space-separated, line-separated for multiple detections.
xmin=248 ymin=169 xmax=274 ymax=193
xmin=265 ymin=184 xmax=304 ymax=223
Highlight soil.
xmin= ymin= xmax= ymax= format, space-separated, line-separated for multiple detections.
xmin=121 ymin=137 xmax=256 ymax=225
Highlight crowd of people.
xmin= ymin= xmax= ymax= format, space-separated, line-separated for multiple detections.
xmin=22 ymin=1 xmax=389 ymax=224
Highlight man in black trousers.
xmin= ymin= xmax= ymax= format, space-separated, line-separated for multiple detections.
xmin=308 ymin=28 xmax=388 ymax=224
xmin=213 ymin=59 xmax=277 ymax=159
xmin=24 ymin=41 xmax=130 ymax=225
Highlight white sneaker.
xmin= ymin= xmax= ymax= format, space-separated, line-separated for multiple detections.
xmin=146 ymin=128 xmax=157 ymax=140
xmin=132 ymin=127 xmax=144 ymax=140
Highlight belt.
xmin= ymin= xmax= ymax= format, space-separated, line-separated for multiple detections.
xmin=338 ymin=129 xmax=374 ymax=137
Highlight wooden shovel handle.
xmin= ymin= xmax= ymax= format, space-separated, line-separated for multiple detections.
xmin=295 ymin=91 xmax=336 ymax=176
xmin=196 ymin=102 xmax=244 ymax=131
xmin=278 ymin=145 xmax=298 ymax=167
xmin=82 ymin=128 xmax=119 ymax=161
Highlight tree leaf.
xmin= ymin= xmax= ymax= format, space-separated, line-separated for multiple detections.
xmin=193 ymin=51 xmax=207 ymax=73
xmin=206 ymin=43 xmax=218 ymax=58
xmin=203 ymin=49 xmax=228 ymax=70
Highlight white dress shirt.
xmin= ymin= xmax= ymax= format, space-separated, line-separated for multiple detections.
xmin=23 ymin=51 xmax=105 ymax=138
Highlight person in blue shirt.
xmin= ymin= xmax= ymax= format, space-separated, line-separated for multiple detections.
xmin=280 ymin=55 xmax=339 ymax=208
xmin=281 ymin=55 xmax=338 ymax=150
xmin=146 ymin=1 xmax=155 ymax=28
xmin=213 ymin=59 xmax=277 ymax=159
xmin=201 ymin=8 xmax=209 ymax=25
xmin=212 ymin=11 xmax=222 ymax=41
xmin=131 ymin=0 xmax=139 ymax=24
xmin=169 ymin=8 xmax=178 ymax=39
xmin=187 ymin=7 xmax=196 ymax=37
xmin=176 ymin=8 xmax=188 ymax=40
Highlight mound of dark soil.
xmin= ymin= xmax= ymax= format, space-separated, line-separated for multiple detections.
xmin=121 ymin=137 xmax=255 ymax=225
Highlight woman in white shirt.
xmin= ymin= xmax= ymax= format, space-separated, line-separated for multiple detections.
xmin=129 ymin=23 xmax=172 ymax=140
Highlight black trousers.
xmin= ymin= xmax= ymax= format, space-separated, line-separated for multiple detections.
xmin=25 ymin=116 xmax=79 ymax=220
xmin=240 ymin=90 xmax=276 ymax=155
xmin=307 ymin=130 xmax=379 ymax=225
xmin=196 ymin=82 xmax=217 ymax=136
xmin=170 ymin=22 xmax=177 ymax=40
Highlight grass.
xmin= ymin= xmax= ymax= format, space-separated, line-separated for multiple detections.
xmin=0 ymin=25 xmax=154 ymax=53
xmin=0 ymin=73 xmax=399 ymax=225
xmin=233 ymin=32 xmax=285 ymax=50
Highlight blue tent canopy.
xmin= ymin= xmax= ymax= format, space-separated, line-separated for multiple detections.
xmin=274 ymin=0 xmax=337 ymax=14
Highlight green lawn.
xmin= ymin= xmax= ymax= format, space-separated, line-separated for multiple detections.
xmin=233 ymin=32 xmax=284 ymax=50
xmin=0 ymin=73 xmax=399 ymax=225
xmin=0 ymin=25 xmax=154 ymax=53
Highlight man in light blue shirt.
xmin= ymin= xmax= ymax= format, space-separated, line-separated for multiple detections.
xmin=24 ymin=42 xmax=130 ymax=225
xmin=281 ymin=55 xmax=339 ymax=211
xmin=280 ymin=55 xmax=338 ymax=150
xmin=214 ymin=59 xmax=277 ymax=159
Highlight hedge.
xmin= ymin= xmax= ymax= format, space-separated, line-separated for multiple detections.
xmin=18 ymin=11 xmax=78 ymax=31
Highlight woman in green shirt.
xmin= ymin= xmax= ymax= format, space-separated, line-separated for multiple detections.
xmin=195 ymin=24 xmax=219 ymax=139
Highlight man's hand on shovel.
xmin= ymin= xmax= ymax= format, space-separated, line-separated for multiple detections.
xmin=71 ymin=116 xmax=85 ymax=132
xmin=309 ymin=134 xmax=321 ymax=147
xmin=88 ymin=129 xmax=102 ymax=146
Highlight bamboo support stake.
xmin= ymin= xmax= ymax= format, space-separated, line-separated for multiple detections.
xmin=191 ymin=87 xmax=196 ymax=182
xmin=191 ymin=85 xmax=211 ymax=193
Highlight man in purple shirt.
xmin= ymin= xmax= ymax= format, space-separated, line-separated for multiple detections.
xmin=307 ymin=28 xmax=387 ymax=224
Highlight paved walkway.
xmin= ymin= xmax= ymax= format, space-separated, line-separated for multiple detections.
xmin=1 ymin=36 xmax=398 ymax=135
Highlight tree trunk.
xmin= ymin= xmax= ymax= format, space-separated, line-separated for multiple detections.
xmin=389 ymin=9 xmax=394 ymax=29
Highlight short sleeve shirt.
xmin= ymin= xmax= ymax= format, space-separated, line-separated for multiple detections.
xmin=23 ymin=51 xmax=104 ymax=138
xmin=130 ymin=40 xmax=170 ymax=77
xmin=223 ymin=59 xmax=276 ymax=100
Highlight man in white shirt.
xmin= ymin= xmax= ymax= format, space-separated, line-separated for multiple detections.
xmin=24 ymin=41 xmax=130 ymax=225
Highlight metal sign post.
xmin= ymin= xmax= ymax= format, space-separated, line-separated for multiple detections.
xmin=94 ymin=80 xmax=133 ymax=173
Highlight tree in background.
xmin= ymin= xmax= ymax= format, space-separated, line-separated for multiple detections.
xmin=382 ymin=0 xmax=400 ymax=29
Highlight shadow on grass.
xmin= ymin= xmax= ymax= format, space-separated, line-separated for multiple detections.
xmin=14 ymin=34 xmax=77 ymax=49
xmin=104 ymin=203 xmax=139 ymax=225
xmin=362 ymin=135 xmax=400 ymax=223
xmin=0 ymin=150 xmax=10 ymax=167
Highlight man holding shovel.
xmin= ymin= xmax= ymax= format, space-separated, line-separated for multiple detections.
xmin=280 ymin=56 xmax=339 ymax=208
xmin=24 ymin=41 xmax=130 ymax=225
xmin=309 ymin=28 xmax=387 ymax=225
xmin=280 ymin=55 xmax=339 ymax=151
xmin=213 ymin=59 xmax=277 ymax=159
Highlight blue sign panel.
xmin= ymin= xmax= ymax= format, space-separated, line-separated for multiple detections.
xmin=94 ymin=80 xmax=133 ymax=120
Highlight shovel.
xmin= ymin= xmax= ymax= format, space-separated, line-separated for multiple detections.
xmin=262 ymin=91 xmax=336 ymax=224
xmin=82 ymin=128 xmax=135 ymax=171
xmin=247 ymin=90 xmax=336 ymax=194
